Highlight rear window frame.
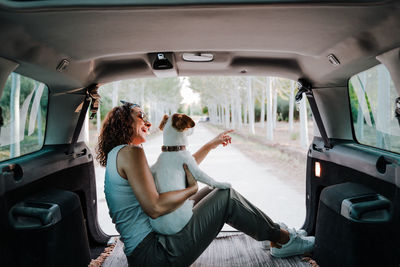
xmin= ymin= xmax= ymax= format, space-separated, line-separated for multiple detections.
xmin=0 ymin=72 xmax=50 ymax=163
xmin=347 ymin=63 xmax=400 ymax=155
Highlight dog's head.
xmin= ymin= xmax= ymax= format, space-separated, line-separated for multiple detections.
xmin=159 ymin=113 xmax=195 ymax=146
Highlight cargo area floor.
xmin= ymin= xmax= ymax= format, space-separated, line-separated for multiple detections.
xmin=101 ymin=233 xmax=310 ymax=267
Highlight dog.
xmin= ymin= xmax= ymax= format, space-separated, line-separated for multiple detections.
xmin=150 ymin=113 xmax=231 ymax=235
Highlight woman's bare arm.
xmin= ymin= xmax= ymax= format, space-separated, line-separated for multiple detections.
xmin=192 ymin=129 xmax=234 ymax=164
xmin=118 ymin=146 xmax=198 ymax=219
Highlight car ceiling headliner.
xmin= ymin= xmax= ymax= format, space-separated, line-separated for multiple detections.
xmin=0 ymin=1 xmax=399 ymax=93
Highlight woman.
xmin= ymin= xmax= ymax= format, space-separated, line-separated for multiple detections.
xmin=96 ymin=102 xmax=314 ymax=267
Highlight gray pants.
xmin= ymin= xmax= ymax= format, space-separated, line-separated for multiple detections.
xmin=127 ymin=187 xmax=281 ymax=267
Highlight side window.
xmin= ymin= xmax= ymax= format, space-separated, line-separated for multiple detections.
xmin=0 ymin=73 xmax=48 ymax=161
xmin=349 ymin=64 xmax=400 ymax=153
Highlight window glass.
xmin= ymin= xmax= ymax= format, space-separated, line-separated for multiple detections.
xmin=0 ymin=73 xmax=48 ymax=161
xmin=349 ymin=64 xmax=400 ymax=153
xmin=94 ymin=77 xmax=310 ymax=234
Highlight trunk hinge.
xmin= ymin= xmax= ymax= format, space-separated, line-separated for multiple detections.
xmin=295 ymin=78 xmax=332 ymax=149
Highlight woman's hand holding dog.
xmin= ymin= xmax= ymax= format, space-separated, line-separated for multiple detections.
xmin=183 ymin=164 xmax=198 ymax=195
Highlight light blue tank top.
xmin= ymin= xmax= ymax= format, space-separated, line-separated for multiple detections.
xmin=104 ymin=144 xmax=152 ymax=256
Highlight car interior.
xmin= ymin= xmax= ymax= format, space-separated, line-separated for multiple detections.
xmin=1 ymin=0 xmax=399 ymax=266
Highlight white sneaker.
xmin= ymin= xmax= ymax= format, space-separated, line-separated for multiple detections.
xmin=277 ymin=222 xmax=308 ymax=236
xmin=270 ymin=229 xmax=315 ymax=258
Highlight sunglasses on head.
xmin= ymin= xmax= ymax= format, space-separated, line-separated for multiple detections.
xmin=120 ymin=100 xmax=140 ymax=109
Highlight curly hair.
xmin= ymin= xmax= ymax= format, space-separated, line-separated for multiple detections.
xmin=96 ymin=104 xmax=134 ymax=167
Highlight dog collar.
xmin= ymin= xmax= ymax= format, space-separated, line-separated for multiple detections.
xmin=161 ymin=145 xmax=186 ymax=152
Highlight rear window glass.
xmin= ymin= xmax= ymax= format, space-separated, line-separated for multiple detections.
xmin=0 ymin=72 xmax=48 ymax=161
xmin=93 ymin=76 xmax=312 ymax=234
xmin=349 ymin=64 xmax=400 ymax=153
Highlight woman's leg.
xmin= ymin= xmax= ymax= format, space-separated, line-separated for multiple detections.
xmin=189 ymin=186 xmax=213 ymax=206
xmin=157 ymin=188 xmax=282 ymax=266
xmin=127 ymin=187 xmax=220 ymax=267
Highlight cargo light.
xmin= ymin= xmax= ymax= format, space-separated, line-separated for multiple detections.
xmin=315 ymin=161 xmax=321 ymax=177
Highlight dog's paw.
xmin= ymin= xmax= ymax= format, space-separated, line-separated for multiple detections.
xmin=215 ymin=182 xmax=231 ymax=189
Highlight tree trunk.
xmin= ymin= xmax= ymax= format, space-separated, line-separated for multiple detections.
xmin=289 ymin=80 xmax=295 ymax=133
xmin=129 ymin=83 xmax=135 ymax=104
xmin=260 ymin=81 xmax=266 ymax=128
xmin=247 ymin=77 xmax=255 ymax=134
xmin=212 ymin=104 xmax=217 ymax=124
xmin=376 ymin=66 xmax=391 ymax=149
xmin=243 ymin=102 xmax=248 ymax=125
xmin=224 ymin=101 xmax=230 ymax=129
xmin=140 ymin=80 xmax=145 ymax=107
xmin=266 ymin=77 xmax=273 ymax=141
xmin=10 ymin=73 xmax=20 ymax=157
xmin=97 ymin=102 xmax=101 ymax=134
xmin=28 ymin=82 xmax=45 ymax=136
xmin=37 ymin=100 xmax=42 ymax=145
xmin=84 ymin=113 xmax=89 ymax=144
xmin=238 ymin=102 xmax=243 ymax=128
xmin=272 ymin=79 xmax=278 ymax=129
xmin=18 ymin=90 xmax=34 ymax=143
xmin=112 ymin=81 xmax=119 ymax=107
xmin=208 ymin=105 xmax=213 ymax=123
xmin=235 ymin=80 xmax=243 ymax=128
xmin=230 ymin=95 xmax=235 ymax=129
xmin=219 ymin=105 xmax=224 ymax=125
xmin=356 ymin=72 xmax=366 ymax=140
xmin=299 ymin=92 xmax=309 ymax=148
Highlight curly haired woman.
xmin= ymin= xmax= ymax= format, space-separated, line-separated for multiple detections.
xmin=96 ymin=101 xmax=314 ymax=267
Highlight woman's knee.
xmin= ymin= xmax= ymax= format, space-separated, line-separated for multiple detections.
xmin=212 ymin=187 xmax=239 ymax=208
xmin=214 ymin=187 xmax=232 ymax=197
xmin=227 ymin=187 xmax=241 ymax=199
xmin=216 ymin=187 xmax=238 ymax=198
xmin=199 ymin=187 xmax=231 ymax=208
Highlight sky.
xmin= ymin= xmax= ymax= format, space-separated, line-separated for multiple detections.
xmin=180 ymin=77 xmax=200 ymax=104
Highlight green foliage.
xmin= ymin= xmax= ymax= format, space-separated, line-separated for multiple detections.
xmin=177 ymin=106 xmax=185 ymax=113
xmin=254 ymin=105 xmax=261 ymax=122
xmin=290 ymin=132 xmax=299 ymax=140
xmin=1 ymin=74 xmax=39 ymax=122
xmin=202 ymin=106 xmax=208 ymax=114
xmin=348 ymin=80 xmax=359 ymax=122
xmin=277 ymin=95 xmax=299 ymax=121
xmin=348 ymin=78 xmax=375 ymax=126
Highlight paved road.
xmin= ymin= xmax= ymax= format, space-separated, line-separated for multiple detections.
xmin=95 ymin=122 xmax=306 ymax=235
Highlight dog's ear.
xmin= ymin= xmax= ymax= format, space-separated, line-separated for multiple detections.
xmin=172 ymin=113 xmax=195 ymax=131
xmin=159 ymin=114 xmax=169 ymax=131
xmin=184 ymin=114 xmax=195 ymax=128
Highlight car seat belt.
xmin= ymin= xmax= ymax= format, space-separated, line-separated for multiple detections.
xmin=295 ymin=79 xmax=332 ymax=149
xmin=66 ymin=84 xmax=100 ymax=156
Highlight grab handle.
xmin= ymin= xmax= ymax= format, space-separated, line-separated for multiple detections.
xmin=341 ymin=194 xmax=392 ymax=223
xmin=9 ymin=202 xmax=62 ymax=229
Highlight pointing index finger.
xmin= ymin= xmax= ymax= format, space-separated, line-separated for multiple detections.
xmin=222 ymin=129 xmax=234 ymax=135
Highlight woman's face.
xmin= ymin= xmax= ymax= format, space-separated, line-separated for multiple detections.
xmin=130 ymin=107 xmax=151 ymax=145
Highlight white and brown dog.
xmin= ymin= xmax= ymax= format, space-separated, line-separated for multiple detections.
xmin=150 ymin=113 xmax=231 ymax=235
